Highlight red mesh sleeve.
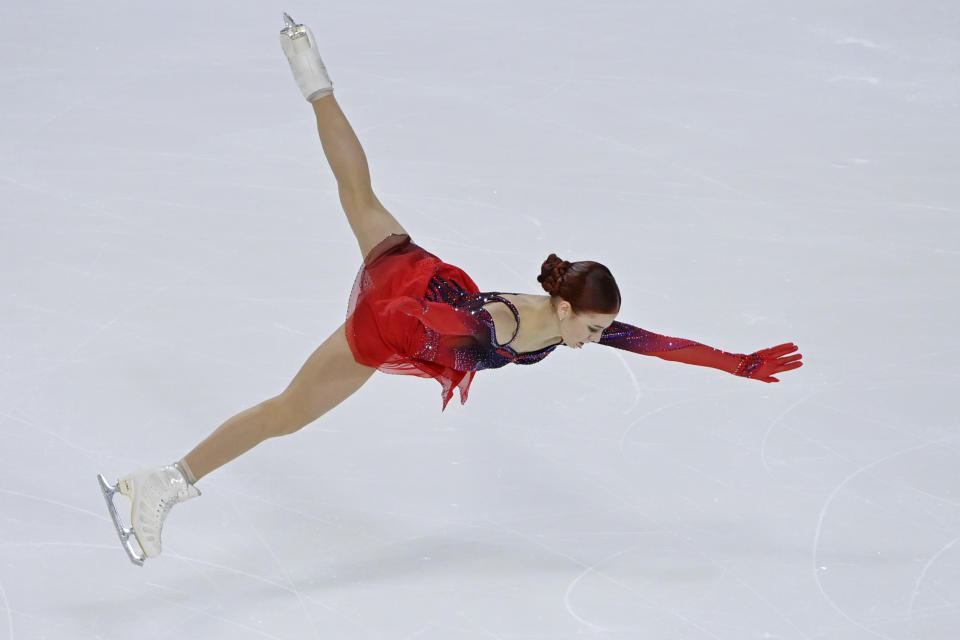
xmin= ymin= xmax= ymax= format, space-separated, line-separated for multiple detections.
xmin=599 ymin=321 xmax=746 ymax=375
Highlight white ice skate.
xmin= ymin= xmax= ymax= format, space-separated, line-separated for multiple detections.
xmin=97 ymin=464 xmax=200 ymax=566
xmin=280 ymin=12 xmax=333 ymax=101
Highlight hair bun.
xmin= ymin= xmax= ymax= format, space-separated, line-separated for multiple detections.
xmin=534 ymin=254 xmax=621 ymax=314
xmin=537 ymin=253 xmax=569 ymax=295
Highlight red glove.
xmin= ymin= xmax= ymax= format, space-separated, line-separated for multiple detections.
xmin=734 ymin=343 xmax=803 ymax=383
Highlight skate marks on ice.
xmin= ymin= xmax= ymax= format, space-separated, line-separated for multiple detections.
xmin=743 ymin=378 xmax=960 ymax=635
xmin=0 ymin=575 xmax=12 ymax=640
xmin=224 ymin=497 xmax=323 ymax=639
xmin=560 ymin=544 xmax=731 ymax=638
xmin=129 ymin=584 xmax=289 ymax=640
xmin=759 ymin=391 xmax=823 ymax=474
xmin=562 ymin=546 xmax=646 ymax=634
xmin=811 ymin=436 xmax=960 ymax=639
xmin=0 ymin=486 xmax=107 ymax=523
xmin=604 ymin=348 xmax=643 ymax=416
xmin=528 ymin=434 xmax=806 ymax=637
xmin=138 ymin=546 xmax=374 ymax=638
xmin=908 ymin=537 xmax=960 ymax=617
xmin=604 ymin=371 xmax=960 ymax=636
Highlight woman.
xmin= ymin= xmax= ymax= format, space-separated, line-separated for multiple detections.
xmin=98 ymin=14 xmax=803 ymax=566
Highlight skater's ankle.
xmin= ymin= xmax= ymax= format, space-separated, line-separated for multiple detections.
xmin=309 ymin=89 xmax=335 ymax=105
xmin=176 ymin=458 xmax=198 ymax=485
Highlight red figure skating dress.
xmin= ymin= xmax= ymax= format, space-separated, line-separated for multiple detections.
xmin=346 ymin=234 xmax=795 ymax=411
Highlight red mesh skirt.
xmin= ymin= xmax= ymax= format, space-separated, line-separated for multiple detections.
xmin=345 ymin=233 xmax=481 ymax=410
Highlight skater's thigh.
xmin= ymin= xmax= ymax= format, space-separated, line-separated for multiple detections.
xmin=340 ymin=191 xmax=408 ymax=261
xmin=278 ymin=323 xmax=375 ymax=428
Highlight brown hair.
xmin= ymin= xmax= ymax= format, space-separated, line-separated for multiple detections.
xmin=537 ymin=254 xmax=621 ymax=314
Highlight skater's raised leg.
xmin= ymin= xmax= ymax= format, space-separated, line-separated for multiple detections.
xmin=280 ymin=13 xmax=407 ymax=260
xmin=311 ymin=95 xmax=407 ymax=260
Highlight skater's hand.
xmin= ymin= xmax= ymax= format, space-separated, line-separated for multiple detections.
xmin=734 ymin=343 xmax=803 ymax=383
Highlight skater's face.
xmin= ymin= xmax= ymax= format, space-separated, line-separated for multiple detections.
xmin=557 ymin=301 xmax=617 ymax=349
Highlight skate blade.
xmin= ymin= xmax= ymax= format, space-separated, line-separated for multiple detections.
xmin=280 ymin=12 xmax=307 ymax=39
xmin=97 ymin=473 xmax=145 ymax=566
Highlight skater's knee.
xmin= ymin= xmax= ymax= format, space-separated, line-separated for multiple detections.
xmin=339 ymin=186 xmax=380 ymax=214
xmin=263 ymin=395 xmax=311 ymax=437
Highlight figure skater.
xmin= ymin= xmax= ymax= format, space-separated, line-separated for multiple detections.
xmin=97 ymin=14 xmax=803 ymax=566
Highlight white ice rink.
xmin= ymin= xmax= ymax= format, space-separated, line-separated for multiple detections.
xmin=2 ymin=1 xmax=958 ymax=638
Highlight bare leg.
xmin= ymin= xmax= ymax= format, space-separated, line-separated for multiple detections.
xmin=182 ymin=323 xmax=375 ymax=481
xmin=311 ymin=94 xmax=408 ymax=260
xmin=180 ymin=98 xmax=400 ymax=479
xmin=179 ymin=98 xmax=399 ymax=481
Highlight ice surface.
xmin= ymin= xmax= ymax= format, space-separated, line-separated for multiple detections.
xmin=1 ymin=1 xmax=958 ymax=638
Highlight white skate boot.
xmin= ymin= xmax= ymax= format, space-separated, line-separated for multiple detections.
xmin=97 ymin=463 xmax=200 ymax=565
xmin=280 ymin=12 xmax=333 ymax=101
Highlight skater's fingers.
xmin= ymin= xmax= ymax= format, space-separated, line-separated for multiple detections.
xmin=755 ymin=344 xmax=794 ymax=358
xmin=771 ymin=343 xmax=799 ymax=357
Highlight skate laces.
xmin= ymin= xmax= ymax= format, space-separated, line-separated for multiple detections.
xmin=149 ymin=472 xmax=190 ymax=524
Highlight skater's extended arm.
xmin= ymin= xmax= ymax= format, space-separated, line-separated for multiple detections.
xmin=598 ymin=321 xmax=803 ymax=382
